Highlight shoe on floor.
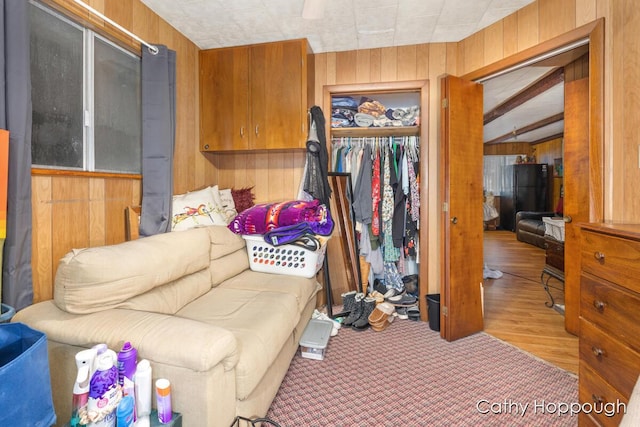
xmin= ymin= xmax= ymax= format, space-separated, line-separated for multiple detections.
xmin=386 ymin=293 xmax=417 ymax=306
xmin=383 ymin=286 xmax=406 ymax=299
xmin=396 ymin=307 xmax=409 ymax=320
xmin=407 ymin=306 xmax=420 ymax=321
xmin=373 ymin=279 xmax=387 ymax=295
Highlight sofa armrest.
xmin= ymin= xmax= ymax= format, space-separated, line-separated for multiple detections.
xmin=515 ymin=211 xmax=556 ymax=224
xmin=14 ymin=301 xmax=239 ymax=372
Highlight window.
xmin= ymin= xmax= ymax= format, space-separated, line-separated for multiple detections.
xmin=483 ymin=155 xmax=522 ymax=195
xmin=29 ymin=2 xmax=141 ymax=174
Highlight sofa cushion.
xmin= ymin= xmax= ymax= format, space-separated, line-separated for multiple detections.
xmin=517 ymin=219 xmax=546 ymax=235
xmin=219 ymin=270 xmax=320 ymax=313
xmin=54 ymin=228 xmax=211 ymax=314
xmin=206 ymin=226 xmax=250 ymax=287
xmin=176 ymin=287 xmax=300 ymax=400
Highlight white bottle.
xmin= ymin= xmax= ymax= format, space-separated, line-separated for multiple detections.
xmin=134 ymin=359 xmax=152 ymax=427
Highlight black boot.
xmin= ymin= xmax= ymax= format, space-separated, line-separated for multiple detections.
xmin=343 ymin=293 xmax=364 ymax=326
xmin=351 ymin=297 xmax=376 ymax=330
xmin=341 ymin=291 xmax=357 ymax=314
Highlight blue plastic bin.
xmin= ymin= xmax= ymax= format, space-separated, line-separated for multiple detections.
xmin=0 ymin=322 xmax=56 ymax=426
xmin=0 ymin=303 xmax=15 ymax=323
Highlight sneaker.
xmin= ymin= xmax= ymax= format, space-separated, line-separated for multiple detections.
xmin=386 ymin=293 xmax=417 ymax=306
xmin=396 ymin=307 xmax=408 ymax=320
xmin=312 ymin=309 xmax=341 ymax=336
xmin=407 ymin=306 xmax=420 ymax=321
xmin=383 ymin=286 xmax=406 ymax=299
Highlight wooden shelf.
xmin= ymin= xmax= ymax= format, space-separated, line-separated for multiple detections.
xmin=330 ymin=126 xmax=420 ymax=138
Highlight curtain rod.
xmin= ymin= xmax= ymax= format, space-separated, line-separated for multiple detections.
xmin=72 ymin=0 xmax=159 ymax=55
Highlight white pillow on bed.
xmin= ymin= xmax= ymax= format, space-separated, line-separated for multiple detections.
xmin=171 ymin=187 xmax=227 ymax=231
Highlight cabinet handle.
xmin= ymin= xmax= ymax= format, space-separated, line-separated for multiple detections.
xmin=593 ymin=300 xmax=606 ymax=312
xmin=591 ymin=346 xmax=605 ymax=358
xmin=593 ymin=251 xmax=605 ymax=261
xmin=255 ymin=125 xmax=259 ymax=136
xmin=592 ymin=394 xmax=604 ymax=405
xmin=240 ymin=127 xmax=245 ymax=138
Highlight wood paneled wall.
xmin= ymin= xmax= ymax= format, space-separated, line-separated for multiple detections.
xmin=29 ymin=0 xmax=640 ymax=303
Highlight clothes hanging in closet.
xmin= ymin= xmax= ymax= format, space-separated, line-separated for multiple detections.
xmin=331 ymin=136 xmax=420 ymax=289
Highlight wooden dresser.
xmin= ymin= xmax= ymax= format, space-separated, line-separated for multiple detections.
xmin=579 ymin=223 xmax=640 ymax=426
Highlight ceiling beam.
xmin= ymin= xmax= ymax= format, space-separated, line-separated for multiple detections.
xmin=484 ymin=112 xmax=564 ymax=145
xmin=531 ymin=133 xmax=565 ymax=145
xmin=483 ymin=67 xmax=565 ymax=125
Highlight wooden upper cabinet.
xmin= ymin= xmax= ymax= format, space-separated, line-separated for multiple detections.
xmin=199 ymin=39 xmax=314 ymax=152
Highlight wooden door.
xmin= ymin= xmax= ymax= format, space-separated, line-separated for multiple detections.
xmin=250 ymin=40 xmax=306 ymax=150
xmin=440 ymin=75 xmax=485 ymax=341
xmin=199 ymin=46 xmax=250 ymax=151
xmin=563 ymin=78 xmax=590 ymax=335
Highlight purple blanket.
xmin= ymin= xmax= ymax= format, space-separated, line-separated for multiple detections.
xmin=228 ymin=199 xmax=334 ymax=236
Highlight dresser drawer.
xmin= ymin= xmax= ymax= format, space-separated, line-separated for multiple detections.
xmin=581 ymin=274 xmax=640 ymax=354
xmin=579 ymin=362 xmax=628 ymax=427
xmin=581 ymin=229 xmax=640 ymax=294
xmin=580 ymin=318 xmax=640 ymax=397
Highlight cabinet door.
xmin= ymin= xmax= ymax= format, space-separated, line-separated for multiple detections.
xmin=200 ymin=46 xmax=250 ymax=151
xmin=250 ymin=40 xmax=307 ymax=150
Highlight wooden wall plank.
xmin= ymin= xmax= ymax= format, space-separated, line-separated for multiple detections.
xmin=51 ymin=177 xmax=90 ymax=279
xmin=503 ymin=13 xmax=519 ymax=58
xmin=463 ymin=31 xmax=485 ymax=75
xmin=611 ymin=1 xmax=626 ymax=221
xmin=575 ymin=0 xmax=597 ymax=26
xmin=89 ymin=178 xmax=105 ymax=248
xmin=369 ymin=48 xmax=382 ymax=82
xmin=539 ymin=0 xmax=577 ymax=42
xmin=397 ymin=45 xmax=417 ymax=80
xmin=336 ymin=50 xmax=357 ymax=84
xmin=484 ymin=21 xmax=504 ymax=66
xmin=517 ymin=2 xmax=540 ymax=51
xmin=621 ymin=0 xmax=640 ymax=220
xmin=31 ymin=176 xmax=52 ymax=302
xmin=355 ymin=50 xmax=371 ymax=83
xmin=380 ymin=47 xmax=398 ymax=81
xmin=416 ymin=44 xmax=429 ymax=80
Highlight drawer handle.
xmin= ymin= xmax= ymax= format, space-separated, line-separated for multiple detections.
xmin=592 ymin=394 xmax=604 ymax=405
xmin=591 ymin=346 xmax=605 ymax=358
xmin=593 ymin=300 xmax=606 ymax=312
xmin=593 ymin=251 xmax=605 ymax=261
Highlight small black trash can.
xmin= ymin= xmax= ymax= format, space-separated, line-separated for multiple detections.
xmin=426 ymin=294 xmax=440 ymax=332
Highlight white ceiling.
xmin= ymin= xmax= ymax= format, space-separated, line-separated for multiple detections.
xmin=140 ymin=0 xmax=536 ymax=53
xmin=482 ymin=66 xmax=564 ymax=144
xmin=140 ymin=0 xmax=571 ymax=146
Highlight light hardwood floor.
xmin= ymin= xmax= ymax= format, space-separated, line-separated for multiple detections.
xmin=483 ymin=230 xmax=579 ymax=375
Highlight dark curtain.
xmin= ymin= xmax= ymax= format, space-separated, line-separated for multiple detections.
xmin=0 ymin=1 xmax=33 ymax=311
xmin=139 ymin=45 xmax=176 ymax=237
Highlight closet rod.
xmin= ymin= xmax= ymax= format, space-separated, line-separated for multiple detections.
xmin=72 ymin=0 xmax=159 ymax=55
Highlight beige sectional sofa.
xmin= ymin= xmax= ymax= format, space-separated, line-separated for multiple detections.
xmin=14 ymin=225 xmax=320 ymax=427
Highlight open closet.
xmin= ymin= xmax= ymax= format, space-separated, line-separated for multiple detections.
xmin=322 ymin=81 xmax=430 ymax=320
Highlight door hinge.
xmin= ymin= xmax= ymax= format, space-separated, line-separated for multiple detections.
xmin=442 ymin=98 xmax=448 ymax=109
xmin=442 ymin=306 xmax=448 ymax=316
xmin=442 ymin=202 xmax=449 ymax=212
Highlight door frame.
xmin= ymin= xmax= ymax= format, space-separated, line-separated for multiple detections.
xmin=462 ymin=19 xmax=605 ymax=334
xmin=462 ymin=18 xmax=603 ymax=223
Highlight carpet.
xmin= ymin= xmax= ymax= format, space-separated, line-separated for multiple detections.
xmin=266 ymin=319 xmax=578 ymax=426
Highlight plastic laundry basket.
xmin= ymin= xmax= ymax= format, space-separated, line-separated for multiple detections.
xmin=243 ymin=234 xmax=328 ymax=278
